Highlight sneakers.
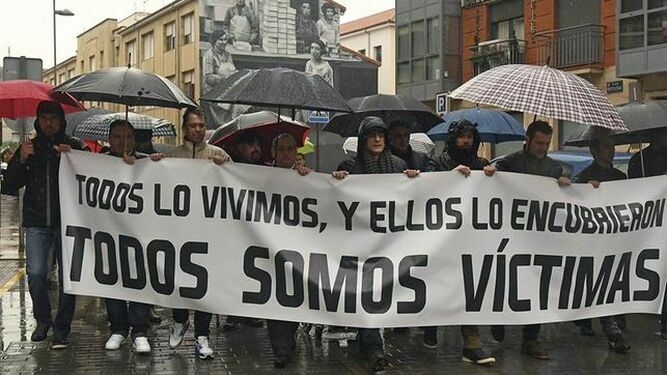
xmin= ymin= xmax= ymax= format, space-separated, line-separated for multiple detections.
xmin=491 ymin=326 xmax=505 ymax=342
xmin=521 ymin=340 xmax=550 ymax=360
xmin=31 ymin=323 xmax=51 ymax=342
xmin=608 ymin=334 xmax=630 ymax=354
xmin=105 ymin=334 xmax=126 ymax=350
xmin=169 ymin=320 xmax=190 ymax=349
xmin=133 ymin=337 xmax=151 ymax=354
xmin=195 ymin=336 xmax=214 ymax=360
xmin=462 ymin=348 xmax=496 ymax=365
xmin=422 ymin=328 xmax=437 ymax=349
xmin=51 ymin=333 xmax=70 ymax=350
xmin=369 ymin=357 xmax=388 ymax=374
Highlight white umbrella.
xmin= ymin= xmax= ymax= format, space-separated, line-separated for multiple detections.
xmin=343 ymin=133 xmax=435 ymax=155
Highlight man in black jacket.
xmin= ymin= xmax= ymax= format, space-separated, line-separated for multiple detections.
xmin=332 ymin=117 xmax=419 ymax=374
xmin=628 ymin=128 xmax=667 ymax=178
xmin=424 ymin=119 xmax=496 ymax=365
xmin=4 ymin=101 xmax=88 ymax=349
xmin=493 ymin=120 xmax=571 ymax=360
xmin=388 ymin=120 xmax=435 ymax=171
xmin=572 ymin=136 xmax=630 ymax=354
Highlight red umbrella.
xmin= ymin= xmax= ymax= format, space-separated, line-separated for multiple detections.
xmin=0 ymin=80 xmax=85 ymax=118
xmin=208 ymin=111 xmax=310 ymax=163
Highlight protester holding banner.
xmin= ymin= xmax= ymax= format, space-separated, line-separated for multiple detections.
xmin=388 ymin=120 xmax=436 ymax=171
xmin=163 ymin=107 xmax=232 ymax=359
xmin=266 ymin=132 xmax=310 ymax=368
xmin=493 ymin=120 xmax=570 ymax=360
xmin=628 ymin=128 xmax=667 ymax=178
xmin=332 ymin=116 xmax=420 ymax=374
xmin=4 ymin=101 xmax=89 ymax=349
xmin=101 ymin=120 xmax=152 ymax=354
xmin=571 ymin=135 xmax=630 ymax=353
xmin=425 ymin=119 xmax=496 ymax=365
xmin=233 ymin=132 xmax=266 ymax=166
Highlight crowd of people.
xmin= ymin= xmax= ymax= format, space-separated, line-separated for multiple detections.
xmin=2 ymin=100 xmax=666 ymax=374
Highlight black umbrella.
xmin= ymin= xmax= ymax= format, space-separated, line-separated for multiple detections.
xmin=201 ymin=67 xmax=351 ymax=113
xmin=322 ymin=94 xmax=443 ymax=137
xmin=53 ymin=67 xmax=197 ymax=109
xmin=565 ymin=100 xmax=667 ymax=147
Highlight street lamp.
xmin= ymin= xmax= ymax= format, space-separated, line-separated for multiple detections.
xmin=53 ymin=0 xmax=74 ymax=85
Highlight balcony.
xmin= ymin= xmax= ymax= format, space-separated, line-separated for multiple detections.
xmin=535 ymin=24 xmax=605 ymax=69
xmin=469 ymin=38 xmax=526 ymax=76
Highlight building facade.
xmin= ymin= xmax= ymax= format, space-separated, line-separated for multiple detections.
xmin=459 ymin=0 xmax=646 ymax=157
xmin=616 ymin=0 xmax=667 ymax=99
xmin=341 ymin=9 xmax=396 ymax=94
xmin=395 ymin=0 xmax=462 ymax=108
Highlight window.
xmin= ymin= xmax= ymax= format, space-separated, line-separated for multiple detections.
xmin=142 ymin=32 xmax=154 ymax=60
xmin=649 ymin=0 xmax=667 ymax=9
xmin=89 ymin=55 xmax=96 ymax=71
xmin=182 ymin=13 xmax=194 ymax=44
xmin=80 ymin=60 xmax=84 ymax=72
xmin=358 ymin=48 xmax=366 ymax=55
xmin=491 ymin=17 xmax=524 ymax=40
xmin=100 ymin=51 xmax=104 ymax=67
xmin=621 ymin=0 xmax=643 ymax=12
xmin=398 ymin=25 xmax=410 ymax=59
xmin=182 ymin=70 xmax=195 ymax=98
xmin=165 ymin=22 xmax=176 ymax=51
xmin=374 ymin=45 xmax=382 ymax=63
xmin=426 ymin=56 xmax=440 ymax=81
xmin=427 ymin=18 xmax=440 ymax=53
xmin=68 ymin=69 xmax=74 ymax=79
xmin=648 ymin=10 xmax=667 ymax=45
xmin=411 ymin=58 xmax=424 ymax=83
xmin=126 ymin=40 xmax=137 ymax=66
xmin=397 ymin=62 xmax=410 ymax=84
xmin=59 ymin=73 xmax=66 ymax=83
xmin=619 ymin=15 xmax=645 ymax=49
xmin=411 ymin=20 xmax=425 ymax=57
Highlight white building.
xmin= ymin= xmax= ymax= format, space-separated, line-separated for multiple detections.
xmin=341 ymin=9 xmax=395 ymax=94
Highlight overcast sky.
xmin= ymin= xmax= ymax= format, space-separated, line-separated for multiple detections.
xmin=0 ymin=0 xmax=394 ymax=69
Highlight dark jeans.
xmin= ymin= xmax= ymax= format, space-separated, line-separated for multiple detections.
xmin=25 ymin=227 xmax=76 ymax=337
xmin=522 ymin=324 xmax=541 ymax=342
xmin=267 ymin=320 xmax=299 ymax=356
xmin=358 ymin=328 xmax=384 ymax=359
xmin=105 ymin=299 xmax=150 ymax=339
xmin=423 ymin=326 xmax=482 ymax=349
xmin=662 ymin=291 xmax=667 ymax=331
xmin=173 ymin=309 xmax=212 ymax=337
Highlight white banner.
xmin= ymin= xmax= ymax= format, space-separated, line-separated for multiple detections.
xmin=59 ymin=151 xmax=667 ymax=327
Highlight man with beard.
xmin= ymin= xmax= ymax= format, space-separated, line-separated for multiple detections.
xmin=572 ymin=135 xmax=630 ymax=354
xmin=266 ymin=132 xmax=310 ymax=368
xmin=332 ymin=116 xmax=420 ymax=374
xmin=423 ymin=119 xmax=496 ymax=365
xmin=4 ymin=101 xmax=88 ymax=349
xmin=493 ymin=120 xmax=571 ymax=360
xmin=234 ymin=132 xmax=265 ymax=165
xmin=388 ymin=120 xmax=436 ymax=171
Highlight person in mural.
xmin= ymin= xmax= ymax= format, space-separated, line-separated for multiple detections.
xmin=202 ymin=32 xmax=247 ymax=126
xmin=223 ymin=0 xmax=259 ymax=46
xmin=296 ymin=1 xmax=319 ymax=54
xmin=317 ymin=2 xmax=340 ymax=55
xmin=305 ymin=41 xmax=333 ymax=86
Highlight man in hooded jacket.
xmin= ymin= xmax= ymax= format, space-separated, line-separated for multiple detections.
xmin=4 ymin=101 xmax=89 ymax=349
xmin=424 ymin=119 xmax=496 ymax=365
xmin=388 ymin=120 xmax=436 ymax=171
xmin=332 ymin=116 xmax=420 ymax=374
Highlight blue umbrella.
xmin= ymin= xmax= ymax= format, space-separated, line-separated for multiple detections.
xmin=428 ymin=108 xmax=526 ymax=143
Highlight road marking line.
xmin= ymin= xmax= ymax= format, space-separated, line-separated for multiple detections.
xmin=0 ymin=268 xmax=26 ymax=294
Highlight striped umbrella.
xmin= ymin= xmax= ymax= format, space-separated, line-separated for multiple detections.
xmin=450 ymin=64 xmax=627 ymax=131
xmin=73 ymin=112 xmax=176 ymax=141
